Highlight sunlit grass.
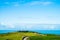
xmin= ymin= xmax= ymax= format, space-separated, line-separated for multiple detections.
xmin=0 ymin=31 xmax=60 ymax=40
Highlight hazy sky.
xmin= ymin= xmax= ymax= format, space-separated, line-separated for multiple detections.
xmin=0 ymin=0 xmax=60 ymax=30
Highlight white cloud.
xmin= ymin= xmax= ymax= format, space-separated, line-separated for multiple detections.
xmin=26 ymin=1 xmax=53 ymax=6
xmin=4 ymin=1 xmax=53 ymax=6
xmin=42 ymin=25 xmax=55 ymax=30
xmin=1 ymin=22 xmax=6 ymax=26
xmin=30 ymin=24 xmax=58 ymax=30
xmin=0 ymin=22 xmax=15 ymax=28
xmin=4 ymin=2 xmax=20 ymax=7
xmin=40 ymin=2 xmax=53 ymax=6
xmin=0 ymin=22 xmax=60 ymax=30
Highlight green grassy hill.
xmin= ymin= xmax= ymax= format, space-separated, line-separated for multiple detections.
xmin=0 ymin=31 xmax=60 ymax=40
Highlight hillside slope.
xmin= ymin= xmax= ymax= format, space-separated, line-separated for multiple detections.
xmin=0 ymin=31 xmax=60 ymax=40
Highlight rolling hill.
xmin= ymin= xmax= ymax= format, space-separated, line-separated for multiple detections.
xmin=0 ymin=31 xmax=60 ymax=40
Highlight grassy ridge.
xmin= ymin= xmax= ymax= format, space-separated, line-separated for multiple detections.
xmin=0 ymin=31 xmax=60 ymax=40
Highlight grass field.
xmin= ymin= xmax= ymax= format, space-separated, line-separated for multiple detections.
xmin=0 ymin=31 xmax=60 ymax=40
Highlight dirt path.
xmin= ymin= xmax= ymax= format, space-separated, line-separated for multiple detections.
xmin=22 ymin=36 xmax=29 ymax=40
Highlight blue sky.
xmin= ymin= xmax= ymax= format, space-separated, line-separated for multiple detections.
xmin=0 ymin=0 xmax=60 ymax=30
